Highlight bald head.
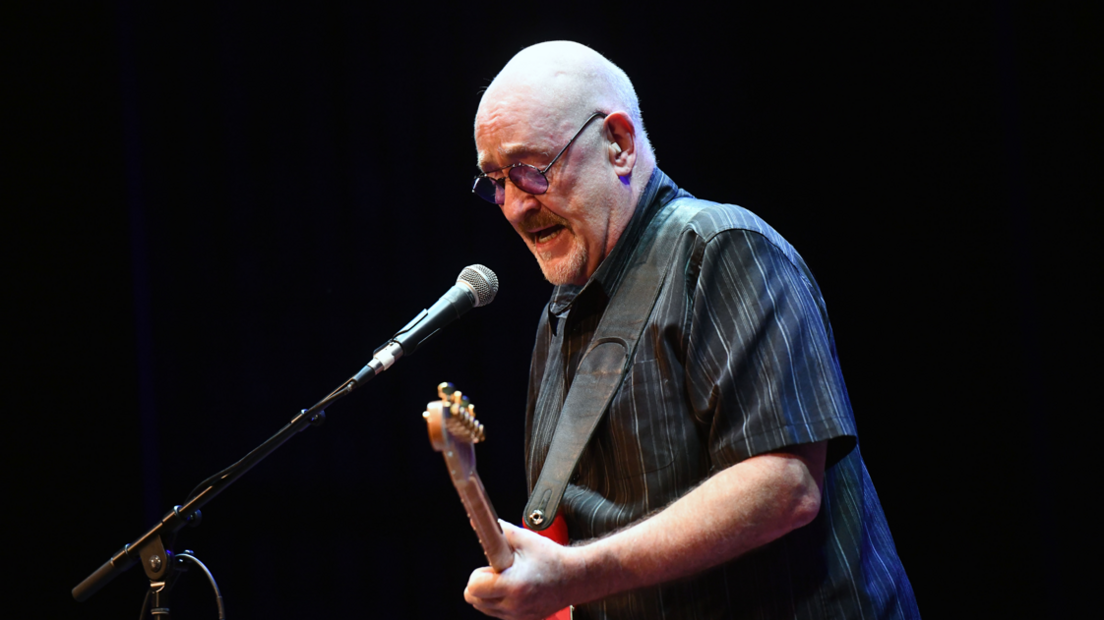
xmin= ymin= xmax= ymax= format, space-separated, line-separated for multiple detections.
xmin=476 ymin=41 xmax=652 ymax=168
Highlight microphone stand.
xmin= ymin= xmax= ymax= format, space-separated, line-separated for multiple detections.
xmin=72 ymin=368 xmax=375 ymax=614
xmin=73 ymin=265 xmax=498 ymax=615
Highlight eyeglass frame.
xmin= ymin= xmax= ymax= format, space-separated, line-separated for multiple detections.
xmin=471 ymin=111 xmax=608 ymax=205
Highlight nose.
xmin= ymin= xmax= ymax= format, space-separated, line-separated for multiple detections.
xmin=500 ymin=180 xmax=541 ymax=225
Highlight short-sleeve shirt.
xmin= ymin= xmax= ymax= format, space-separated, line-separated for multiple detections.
xmin=523 ymin=169 xmax=919 ymax=619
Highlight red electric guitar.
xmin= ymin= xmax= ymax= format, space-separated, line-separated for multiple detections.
xmin=423 ymin=383 xmax=571 ymax=620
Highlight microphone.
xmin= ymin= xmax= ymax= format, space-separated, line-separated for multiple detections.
xmin=352 ymin=264 xmax=498 ymax=384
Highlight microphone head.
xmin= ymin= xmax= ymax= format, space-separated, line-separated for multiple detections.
xmin=457 ymin=264 xmax=499 ymax=307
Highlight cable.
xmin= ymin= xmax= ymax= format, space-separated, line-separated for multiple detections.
xmin=176 ymin=552 xmax=226 ymax=620
xmin=137 ymin=589 xmax=150 ymax=620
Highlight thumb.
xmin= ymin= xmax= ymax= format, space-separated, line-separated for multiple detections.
xmin=499 ymin=519 xmax=539 ymax=548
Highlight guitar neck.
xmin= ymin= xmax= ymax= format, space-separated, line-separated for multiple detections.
xmin=451 ymin=468 xmax=514 ymax=572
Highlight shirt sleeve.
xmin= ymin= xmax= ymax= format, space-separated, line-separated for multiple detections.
xmin=685 ymin=228 xmax=857 ymax=470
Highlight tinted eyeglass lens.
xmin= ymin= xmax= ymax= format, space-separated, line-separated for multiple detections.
xmin=473 ymin=177 xmax=504 ymax=204
xmin=509 ymin=165 xmax=549 ymax=194
xmin=473 ymin=165 xmax=550 ymax=205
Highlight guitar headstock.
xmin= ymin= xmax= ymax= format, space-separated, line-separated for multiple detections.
xmin=423 ymin=382 xmax=486 ymax=480
xmin=437 ymin=382 xmax=486 ymax=444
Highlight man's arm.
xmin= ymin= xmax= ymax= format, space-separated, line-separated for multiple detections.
xmin=464 ymin=440 xmax=828 ymax=620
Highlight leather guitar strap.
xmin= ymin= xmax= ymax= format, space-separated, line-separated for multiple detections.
xmin=523 ymin=198 xmax=705 ymax=531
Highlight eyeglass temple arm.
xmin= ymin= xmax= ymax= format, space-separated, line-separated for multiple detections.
xmin=539 ymin=112 xmax=608 ymax=173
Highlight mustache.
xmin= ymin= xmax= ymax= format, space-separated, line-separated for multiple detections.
xmin=520 ymin=209 xmax=569 ymax=232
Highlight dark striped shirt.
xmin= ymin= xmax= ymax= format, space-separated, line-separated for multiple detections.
xmin=524 ymin=169 xmax=919 ymax=619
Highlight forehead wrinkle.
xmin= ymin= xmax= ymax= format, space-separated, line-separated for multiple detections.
xmin=502 ymin=142 xmax=551 ymax=162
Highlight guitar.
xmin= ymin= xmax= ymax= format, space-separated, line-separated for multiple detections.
xmin=423 ymin=383 xmax=572 ymax=620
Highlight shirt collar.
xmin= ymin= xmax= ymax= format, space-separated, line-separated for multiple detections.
xmin=547 ymin=167 xmax=682 ymax=317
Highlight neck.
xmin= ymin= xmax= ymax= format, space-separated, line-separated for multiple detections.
xmin=602 ymin=159 xmax=655 ymax=260
xmin=629 ymin=157 xmax=656 ymax=207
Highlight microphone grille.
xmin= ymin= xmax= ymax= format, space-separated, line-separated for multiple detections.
xmin=458 ymin=264 xmax=499 ymax=307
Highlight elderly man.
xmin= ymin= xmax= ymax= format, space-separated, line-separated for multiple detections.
xmin=465 ymin=41 xmax=918 ymax=620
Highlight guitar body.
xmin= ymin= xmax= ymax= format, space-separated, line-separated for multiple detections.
xmin=423 ymin=383 xmax=572 ymax=620
xmin=524 ymin=511 xmax=569 ymax=545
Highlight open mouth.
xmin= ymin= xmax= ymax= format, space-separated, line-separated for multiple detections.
xmin=532 ymin=224 xmax=566 ymax=245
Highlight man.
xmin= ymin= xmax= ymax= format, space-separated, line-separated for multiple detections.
xmin=465 ymin=41 xmax=918 ymax=619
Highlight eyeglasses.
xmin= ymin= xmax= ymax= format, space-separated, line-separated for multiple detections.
xmin=472 ymin=112 xmax=607 ymax=205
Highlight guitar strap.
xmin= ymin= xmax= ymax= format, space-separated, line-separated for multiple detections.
xmin=523 ymin=198 xmax=706 ymax=531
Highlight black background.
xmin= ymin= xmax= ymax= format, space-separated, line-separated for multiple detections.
xmin=7 ymin=2 xmax=1100 ymax=618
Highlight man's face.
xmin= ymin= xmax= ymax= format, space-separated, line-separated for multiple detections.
xmin=475 ymin=98 xmax=614 ymax=286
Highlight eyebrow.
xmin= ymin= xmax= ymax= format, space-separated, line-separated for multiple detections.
xmin=478 ymin=144 xmax=552 ymax=172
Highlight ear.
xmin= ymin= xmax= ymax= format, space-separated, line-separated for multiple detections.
xmin=602 ymin=111 xmax=637 ymax=178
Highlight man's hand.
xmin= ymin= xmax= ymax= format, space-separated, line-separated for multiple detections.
xmin=464 ymin=521 xmax=581 ymax=620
